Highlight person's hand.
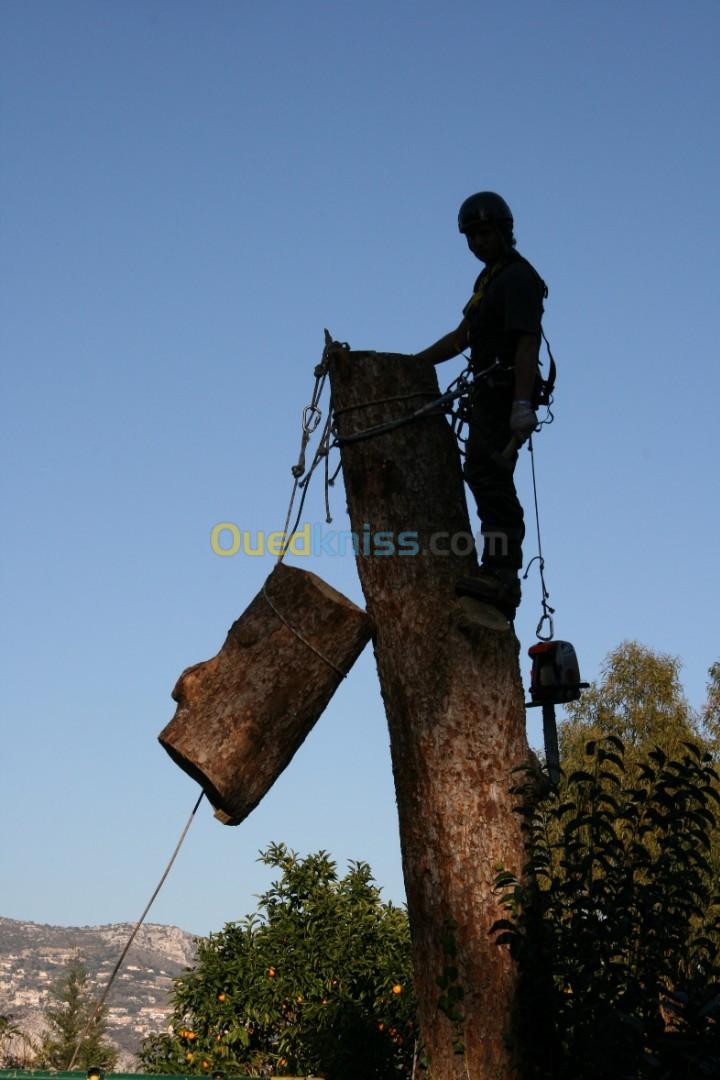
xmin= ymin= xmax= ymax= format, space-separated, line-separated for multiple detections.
xmin=510 ymin=400 xmax=538 ymax=444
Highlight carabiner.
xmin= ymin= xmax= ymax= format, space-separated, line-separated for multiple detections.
xmin=302 ymin=404 xmax=322 ymax=435
xmin=536 ymin=611 xmax=555 ymax=642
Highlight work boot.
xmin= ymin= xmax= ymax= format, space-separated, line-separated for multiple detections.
xmin=454 ymin=594 xmax=512 ymax=634
xmin=455 ymin=568 xmax=521 ymax=621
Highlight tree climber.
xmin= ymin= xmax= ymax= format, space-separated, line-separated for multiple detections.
xmin=413 ymin=191 xmax=546 ymax=620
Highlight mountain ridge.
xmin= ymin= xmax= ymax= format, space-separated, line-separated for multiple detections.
xmin=0 ymin=916 xmax=198 ymax=1068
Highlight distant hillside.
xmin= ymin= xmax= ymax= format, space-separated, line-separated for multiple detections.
xmin=0 ymin=917 xmax=197 ymax=1068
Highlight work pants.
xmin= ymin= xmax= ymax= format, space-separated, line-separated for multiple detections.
xmin=463 ymin=389 xmax=525 ymax=575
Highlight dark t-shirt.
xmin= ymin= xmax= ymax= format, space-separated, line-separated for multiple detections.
xmin=463 ymin=254 xmax=545 ymax=369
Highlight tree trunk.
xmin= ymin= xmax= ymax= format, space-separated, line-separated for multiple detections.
xmin=159 ymin=563 xmax=372 ymax=825
xmin=329 ymin=351 xmax=531 ymax=1079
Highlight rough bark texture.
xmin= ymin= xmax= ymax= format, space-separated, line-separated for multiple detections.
xmin=329 ymin=351 xmax=531 ymax=1079
xmin=159 ymin=563 xmax=372 ymax=825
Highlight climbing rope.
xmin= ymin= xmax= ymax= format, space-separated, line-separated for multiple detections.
xmin=258 ymin=331 xmax=353 ymax=680
xmin=267 ymin=332 xmax=555 ymax=671
xmin=272 ymin=338 xmax=525 ymax=563
xmin=66 ymin=792 xmax=205 ymax=1070
xmin=523 ymin=434 xmax=556 ymax=641
xmin=332 ymin=389 xmax=439 ymax=417
xmin=265 ymin=330 xmax=463 ymax=677
xmin=277 ymin=331 xmax=346 ymax=563
xmin=332 ymin=373 xmax=475 ymax=447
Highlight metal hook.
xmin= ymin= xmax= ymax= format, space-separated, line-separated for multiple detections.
xmin=536 ymin=611 xmax=555 ymax=642
xmin=302 ymin=404 xmax=322 ymax=434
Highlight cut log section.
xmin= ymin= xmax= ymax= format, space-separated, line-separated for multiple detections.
xmin=158 ymin=563 xmax=372 ymax=825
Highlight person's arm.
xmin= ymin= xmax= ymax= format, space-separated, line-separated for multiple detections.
xmin=513 ymin=332 xmax=540 ymax=401
xmin=413 ymin=319 xmax=468 ymax=365
xmin=510 ymin=332 xmax=541 ymax=443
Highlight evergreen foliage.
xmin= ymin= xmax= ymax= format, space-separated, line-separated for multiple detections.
xmin=139 ymin=844 xmax=416 ymax=1079
xmin=37 ymin=958 xmax=117 ymax=1071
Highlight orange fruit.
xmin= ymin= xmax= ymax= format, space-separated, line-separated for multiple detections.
xmin=217 ymin=992 xmax=226 ymax=1002
xmin=392 ymin=984 xmax=402 ymax=995
xmin=268 ymin=966 xmax=276 ymax=977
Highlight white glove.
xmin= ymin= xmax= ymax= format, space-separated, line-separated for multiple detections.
xmin=510 ymin=400 xmax=538 ymax=444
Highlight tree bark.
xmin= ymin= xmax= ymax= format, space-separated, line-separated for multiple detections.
xmin=159 ymin=563 xmax=372 ymax=825
xmin=329 ymin=351 xmax=531 ymax=1079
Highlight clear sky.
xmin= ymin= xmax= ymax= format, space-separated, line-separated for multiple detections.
xmin=2 ymin=0 xmax=718 ymax=937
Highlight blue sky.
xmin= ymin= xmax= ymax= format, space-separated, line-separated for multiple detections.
xmin=1 ymin=0 xmax=718 ymax=937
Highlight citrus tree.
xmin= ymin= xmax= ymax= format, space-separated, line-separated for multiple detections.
xmin=139 ymin=844 xmax=416 ymax=1079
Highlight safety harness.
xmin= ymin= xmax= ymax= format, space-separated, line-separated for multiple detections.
xmin=463 ymin=251 xmax=557 ymax=410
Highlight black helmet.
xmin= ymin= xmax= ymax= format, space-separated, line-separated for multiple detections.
xmin=458 ymin=192 xmax=513 ymax=234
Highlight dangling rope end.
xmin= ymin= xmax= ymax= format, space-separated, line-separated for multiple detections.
xmin=65 ymin=791 xmax=204 ymax=1071
xmin=526 ymin=438 xmax=560 ymax=641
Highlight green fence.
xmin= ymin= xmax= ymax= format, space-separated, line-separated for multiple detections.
xmin=0 ymin=1073 xmax=258 ymax=1080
